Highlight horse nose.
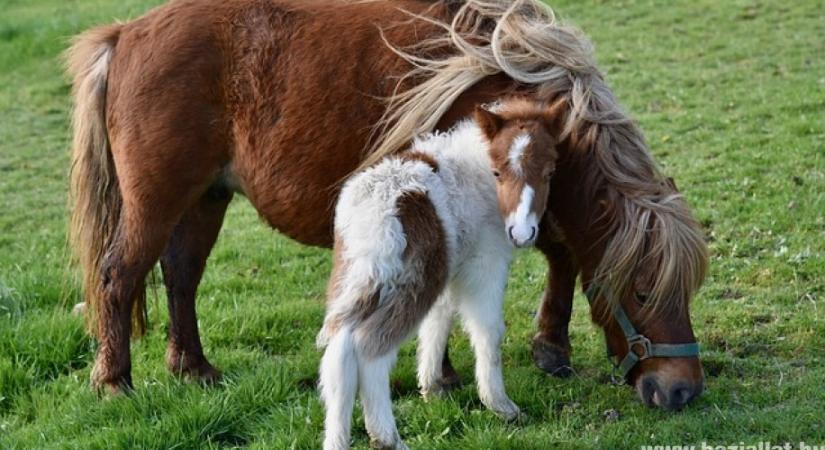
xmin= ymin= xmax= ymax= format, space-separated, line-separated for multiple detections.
xmin=508 ymin=225 xmax=537 ymax=246
xmin=638 ymin=377 xmax=702 ymax=410
xmin=669 ymin=384 xmax=693 ymax=408
xmin=664 ymin=381 xmax=703 ymax=410
xmin=665 ymin=381 xmax=701 ymax=410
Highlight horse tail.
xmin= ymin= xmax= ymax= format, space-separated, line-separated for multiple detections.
xmin=65 ymin=24 xmax=145 ymax=337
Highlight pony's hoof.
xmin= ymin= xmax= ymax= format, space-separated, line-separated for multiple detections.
xmin=92 ymin=381 xmax=132 ymax=397
xmin=90 ymin=357 xmax=134 ymax=396
xmin=184 ymin=362 xmax=223 ymax=384
xmin=531 ymin=334 xmax=573 ymax=377
xmin=90 ymin=371 xmax=133 ymax=397
xmin=166 ymin=349 xmax=223 ymax=384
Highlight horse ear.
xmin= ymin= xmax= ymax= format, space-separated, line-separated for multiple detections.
xmin=541 ymin=98 xmax=566 ymax=131
xmin=474 ymin=105 xmax=503 ymax=140
xmin=666 ymin=176 xmax=678 ymax=191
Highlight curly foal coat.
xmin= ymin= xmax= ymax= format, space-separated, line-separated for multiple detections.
xmin=318 ymin=115 xmax=558 ymax=449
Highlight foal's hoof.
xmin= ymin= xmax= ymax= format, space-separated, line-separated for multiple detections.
xmin=71 ymin=302 xmax=86 ymax=316
xmin=166 ymin=350 xmax=223 ymax=384
xmin=369 ymin=438 xmax=409 ymax=450
xmin=488 ymin=397 xmax=521 ymax=422
xmin=531 ymin=334 xmax=573 ymax=378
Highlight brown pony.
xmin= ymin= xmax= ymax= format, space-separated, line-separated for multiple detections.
xmin=66 ymin=0 xmax=708 ymax=410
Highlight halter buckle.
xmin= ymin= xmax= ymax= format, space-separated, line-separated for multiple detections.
xmin=627 ymin=334 xmax=652 ymax=360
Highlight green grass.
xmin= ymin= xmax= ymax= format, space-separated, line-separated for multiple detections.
xmin=1 ymin=0 xmax=823 ymax=448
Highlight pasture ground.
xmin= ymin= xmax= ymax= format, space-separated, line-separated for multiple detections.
xmin=0 ymin=0 xmax=823 ymax=448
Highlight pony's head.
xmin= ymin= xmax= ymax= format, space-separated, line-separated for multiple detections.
xmin=571 ymin=170 xmax=708 ymax=411
xmin=474 ymin=100 xmax=558 ymax=247
xmin=542 ymin=89 xmax=709 ymax=410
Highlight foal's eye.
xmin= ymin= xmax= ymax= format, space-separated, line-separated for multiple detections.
xmin=492 ymin=170 xmax=501 ymax=178
xmin=634 ymin=292 xmax=649 ymax=304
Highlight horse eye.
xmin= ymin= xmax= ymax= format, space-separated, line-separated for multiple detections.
xmin=635 ymin=292 xmax=649 ymax=303
xmin=492 ymin=170 xmax=501 ymax=178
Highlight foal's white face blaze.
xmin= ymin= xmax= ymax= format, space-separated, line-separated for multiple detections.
xmin=474 ymin=104 xmax=559 ymax=248
xmin=508 ymin=184 xmax=537 ymax=247
xmin=507 ymin=133 xmax=531 ymax=176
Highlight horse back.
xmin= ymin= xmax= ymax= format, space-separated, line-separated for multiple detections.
xmin=104 ymin=0 xmax=450 ymax=245
xmin=225 ymin=0 xmax=448 ymax=245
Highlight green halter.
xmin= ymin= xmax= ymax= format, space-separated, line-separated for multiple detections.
xmin=584 ymin=283 xmax=700 ymax=379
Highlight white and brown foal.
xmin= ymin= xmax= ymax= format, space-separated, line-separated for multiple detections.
xmin=317 ymin=100 xmax=558 ymax=450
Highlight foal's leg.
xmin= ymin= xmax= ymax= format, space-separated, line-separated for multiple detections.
xmin=532 ymin=241 xmax=578 ymax=377
xmin=160 ymin=184 xmax=232 ymax=382
xmin=416 ymin=295 xmax=455 ymax=399
xmin=455 ymin=256 xmax=519 ymax=421
xmin=358 ymin=347 xmax=406 ymax=450
xmin=320 ymin=326 xmax=359 ymax=450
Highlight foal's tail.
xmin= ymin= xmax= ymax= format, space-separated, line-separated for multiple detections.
xmin=65 ymin=24 xmax=145 ymax=337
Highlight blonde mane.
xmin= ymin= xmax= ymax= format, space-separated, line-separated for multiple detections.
xmin=365 ymin=0 xmax=708 ymax=318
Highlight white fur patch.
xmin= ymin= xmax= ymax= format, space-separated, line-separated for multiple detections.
xmin=506 ymin=184 xmax=538 ymax=246
xmin=507 ymin=133 xmax=531 ymax=176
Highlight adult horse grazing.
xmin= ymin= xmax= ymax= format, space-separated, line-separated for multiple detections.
xmin=66 ymin=0 xmax=708 ymax=411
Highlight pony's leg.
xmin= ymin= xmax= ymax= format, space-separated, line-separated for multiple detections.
xmin=320 ymin=326 xmax=359 ymax=450
xmin=160 ymin=184 xmax=232 ymax=382
xmin=358 ymin=348 xmax=407 ymax=450
xmin=455 ymin=257 xmax=520 ymax=421
xmin=91 ymin=205 xmax=180 ymax=393
xmin=417 ymin=295 xmax=455 ymax=399
xmin=532 ymin=241 xmax=578 ymax=377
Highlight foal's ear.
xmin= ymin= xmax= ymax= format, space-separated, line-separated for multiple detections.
xmin=542 ymin=98 xmax=566 ymax=130
xmin=474 ymin=105 xmax=504 ymax=140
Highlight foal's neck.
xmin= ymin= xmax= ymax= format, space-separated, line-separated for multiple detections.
xmin=408 ymin=119 xmax=492 ymax=174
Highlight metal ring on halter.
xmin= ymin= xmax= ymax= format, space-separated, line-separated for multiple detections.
xmin=584 ymin=283 xmax=700 ymax=380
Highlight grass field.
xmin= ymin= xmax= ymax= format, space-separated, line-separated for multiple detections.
xmin=1 ymin=0 xmax=823 ymax=448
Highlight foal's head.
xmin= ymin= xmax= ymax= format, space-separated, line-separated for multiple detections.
xmin=474 ymin=101 xmax=559 ymax=247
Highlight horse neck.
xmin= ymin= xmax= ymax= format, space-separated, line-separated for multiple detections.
xmin=547 ymin=147 xmax=611 ymax=277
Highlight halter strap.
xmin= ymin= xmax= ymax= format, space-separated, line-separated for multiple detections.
xmin=585 ymin=283 xmax=700 ymax=379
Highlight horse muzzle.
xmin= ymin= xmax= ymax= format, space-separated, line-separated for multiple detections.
xmin=635 ymin=363 xmax=704 ymax=411
xmin=507 ymin=224 xmax=537 ymax=247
